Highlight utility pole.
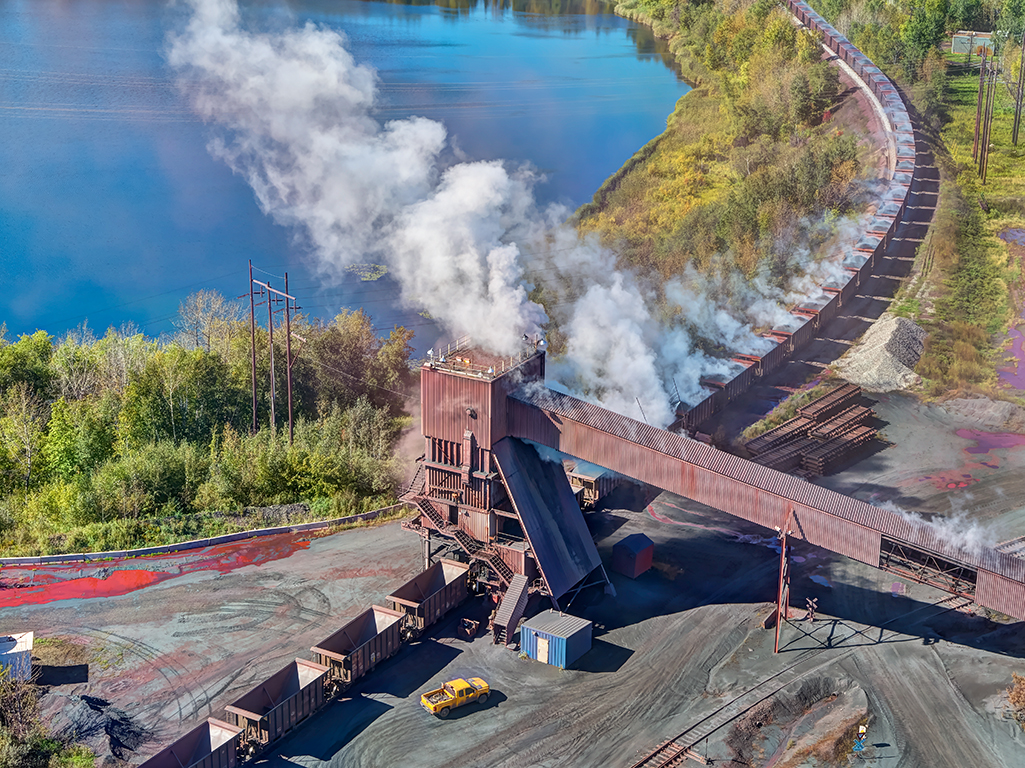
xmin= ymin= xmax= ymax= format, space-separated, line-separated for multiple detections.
xmin=774 ymin=511 xmax=794 ymax=654
xmin=284 ymin=273 xmax=294 ymax=445
xmin=250 ymin=272 xmax=301 ymax=442
xmin=1013 ymin=33 xmax=1025 ymax=146
xmin=267 ymin=280 xmax=277 ymax=431
xmin=248 ymin=260 xmax=260 ymax=434
xmin=974 ymin=51 xmax=987 ymax=162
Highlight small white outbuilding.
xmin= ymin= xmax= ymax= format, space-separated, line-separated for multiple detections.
xmin=0 ymin=631 xmax=34 ymax=681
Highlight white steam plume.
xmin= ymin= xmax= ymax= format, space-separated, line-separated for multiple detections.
xmin=168 ymin=0 xmax=545 ymax=355
xmin=876 ymin=500 xmax=996 ymax=556
xmin=168 ymin=0 xmax=877 ymax=427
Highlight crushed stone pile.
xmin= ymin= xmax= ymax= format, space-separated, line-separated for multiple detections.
xmin=835 ymin=314 xmax=926 ymax=392
xmin=942 ymin=397 xmax=1025 ymax=432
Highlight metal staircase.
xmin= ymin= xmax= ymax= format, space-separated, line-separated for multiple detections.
xmin=492 ymin=574 xmax=529 ymax=646
xmin=478 ymin=547 xmax=513 ymax=585
xmin=400 ymin=461 xmax=426 ymax=500
xmin=450 ymin=529 xmax=511 ymax=585
xmin=415 ymin=498 xmax=447 ymax=530
xmin=412 ymin=498 xmax=512 ymax=586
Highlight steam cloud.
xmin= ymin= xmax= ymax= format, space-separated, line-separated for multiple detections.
xmin=877 ymin=500 xmax=996 ymax=556
xmin=168 ymin=0 xmax=873 ymax=427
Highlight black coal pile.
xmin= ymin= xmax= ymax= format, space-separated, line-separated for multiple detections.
xmin=56 ymin=694 xmax=152 ymax=762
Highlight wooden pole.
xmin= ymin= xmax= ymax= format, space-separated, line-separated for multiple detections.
xmin=774 ymin=515 xmax=792 ymax=654
xmin=1013 ymin=34 xmax=1025 ymax=146
xmin=249 ymin=260 xmax=258 ymax=434
xmin=267 ymin=280 xmax=276 ymax=432
xmin=285 ymin=272 xmax=294 ymax=446
xmin=973 ymin=51 xmax=987 ymax=162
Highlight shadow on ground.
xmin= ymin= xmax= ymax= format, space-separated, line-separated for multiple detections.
xmin=35 ymin=663 xmax=89 ymax=686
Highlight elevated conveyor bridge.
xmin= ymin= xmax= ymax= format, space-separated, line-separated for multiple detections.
xmin=413 ymin=343 xmax=1025 ymax=623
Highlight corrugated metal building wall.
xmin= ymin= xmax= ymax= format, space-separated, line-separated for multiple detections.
xmin=520 ymin=610 xmax=593 ymax=669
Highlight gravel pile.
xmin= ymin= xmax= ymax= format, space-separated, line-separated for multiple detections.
xmin=835 ymin=314 xmax=926 ymax=392
xmin=942 ymin=396 xmax=1025 ymax=431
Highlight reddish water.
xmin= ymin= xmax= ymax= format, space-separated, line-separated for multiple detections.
xmin=0 ymin=533 xmax=313 ymax=608
xmin=955 ymin=429 xmax=1025 ymax=455
xmin=999 ymin=328 xmax=1025 ymax=389
xmin=999 ymin=230 xmax=1025 ymax=388
xmin=902 ymin=429 xmax=1025 ymax=490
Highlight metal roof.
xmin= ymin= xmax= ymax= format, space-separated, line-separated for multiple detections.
xmin=509 ymin=387 xmax=1025 ymax=585
xmin=615 ymin=533 xmax=654 ymax=555
xmin=521 ymin=609 xmax=592 ymax=638
xmin=493 ymin=437 xmax=602 ymax=600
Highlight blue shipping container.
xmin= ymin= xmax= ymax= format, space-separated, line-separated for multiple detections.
xmin=520 ymin=610 xmax=592 ymax=669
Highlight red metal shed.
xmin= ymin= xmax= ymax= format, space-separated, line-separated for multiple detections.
xmin=612 ymin=533 xmax=654 ymax=579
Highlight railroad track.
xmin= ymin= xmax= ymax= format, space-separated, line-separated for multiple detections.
xmin=626 ymin=595 xmax=972 ymax=768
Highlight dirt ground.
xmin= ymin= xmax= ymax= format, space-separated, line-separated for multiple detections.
xmin=0 ymin=523 xmax=423 ymax=764
xmin=8 ymin=391 xmax=1025 ymax=768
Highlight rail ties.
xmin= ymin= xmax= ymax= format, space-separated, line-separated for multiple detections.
xmin=744 ymin=417 xmax=814 ymax=456
xmin=630 ymin=655 xmax=830 ymax=768
xmin=796 ymin=383 xmax=862 ymax=421
xmin=808 ymin=405 xmax=873 ymax=440
xmin=629 ymin=740 xmax=693 ymax=768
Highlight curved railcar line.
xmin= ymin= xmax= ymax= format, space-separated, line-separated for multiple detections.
xmin=680 ymin=0 xmax=916 ymax=432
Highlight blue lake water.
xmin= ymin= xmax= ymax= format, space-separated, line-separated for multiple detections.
xmin=0 ymin=0 xmax=688 ymax=348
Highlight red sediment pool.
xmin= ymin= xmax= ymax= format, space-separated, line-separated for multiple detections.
xmin=999 ymin=328 xmax=1025 ymax=389
xmin=0 ymin=533 xmax=313 ymax=608
xmin=0 ymin=569 xmax=166 ymax=608
xmin=998 ymin=230 xmax=1025 ymax=388
xmin=955 ymin=429 xmax=1025 ymax=455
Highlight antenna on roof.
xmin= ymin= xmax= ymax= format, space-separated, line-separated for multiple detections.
xmin=635 ymin=398 xmax=648 ymax=425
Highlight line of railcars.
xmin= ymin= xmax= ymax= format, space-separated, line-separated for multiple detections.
xmin=681 ymin=0 xmax=916 ymax=433
xmin=140 ymin=558 xmax=471 ymax=768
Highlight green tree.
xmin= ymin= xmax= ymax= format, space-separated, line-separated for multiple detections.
xmin=902 ymin=0 xmax=949 ymax=73
xmin=0 ymin=331 xmax=53 ymax=398
xmin=44 ymin=398 xmax=77 ymax=482
xmin=808 ymin=61 xmax=841 ymax=113
xmin=790 ymin=70 xmax=815 ymax=125
xmin=309 ymin=310 xmax=413 ymax=416
xmin=949 ymin=0 xmax=982 ymax=30
xmin=764 ymin=15 xmax=798 ymax=61
xmin=0 ymin=383 xmax=48 ymax=490
xmin=1001 ymin=0 xmax=1025 ymax=37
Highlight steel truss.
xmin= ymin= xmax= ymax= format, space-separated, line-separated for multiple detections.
xmin=879 ymin=537 xmax=978 ymax=598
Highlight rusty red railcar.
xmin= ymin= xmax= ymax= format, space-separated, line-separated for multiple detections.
xmin=224 ymin=659 xmax=328 ymax=751
xmin=139 ymin=718 xmax=241 ymax=768
xmin=310 ymin=605 xmax=404 ymax=688
xmin=385 ymin=558 xmax=469 ymax=638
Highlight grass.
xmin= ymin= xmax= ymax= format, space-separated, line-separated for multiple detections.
xmin=0 ymin=497 xmax=405 ymax=558
xmin=911 ymin=58 xmax=1025 ymax=397
xmin=741 ymin=380 xmax=836 ymax=441
xmin=891 ymin=296 xmax=921 ymax=319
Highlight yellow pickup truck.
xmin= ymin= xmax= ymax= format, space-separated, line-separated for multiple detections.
xmin=420 ymin=677 xmax=490 ymax=718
